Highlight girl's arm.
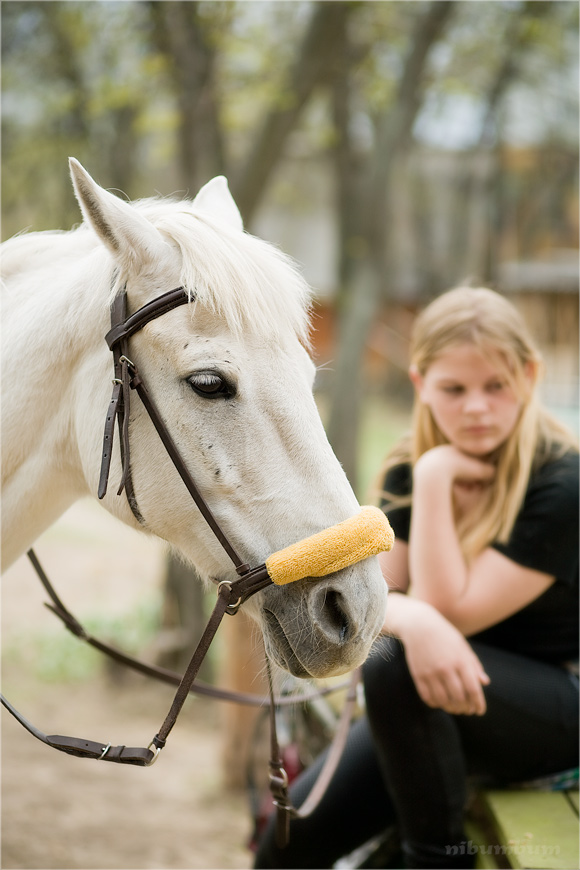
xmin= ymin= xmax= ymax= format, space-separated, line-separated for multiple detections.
xmin=408 ymin=445 xmax=555 ymax=635
xmin=378 ymin=540 xmax=410 ymax=593
xmin=380 ymin=541 xmax=489 ymax=716
xmin=382 ymin=590 xmax=490 ymax=715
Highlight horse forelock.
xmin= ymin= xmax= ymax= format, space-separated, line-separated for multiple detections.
xmin=131 ymin=199 xmax=314 ymax=349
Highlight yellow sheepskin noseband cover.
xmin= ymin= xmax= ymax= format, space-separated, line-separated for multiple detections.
xmin=265 ymin=505 xmax=394 ymax=586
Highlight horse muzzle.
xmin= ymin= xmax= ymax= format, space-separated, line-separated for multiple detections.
xmin=256 ymin=506 xmax=393 ymax=678
xmin=261 ymin=564 xmax=388 ymax=678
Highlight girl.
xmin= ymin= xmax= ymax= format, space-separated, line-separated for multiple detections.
xmin=254 ymin=287 xmax=578 ymax=869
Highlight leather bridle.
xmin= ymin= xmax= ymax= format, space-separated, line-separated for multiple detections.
xmin=2 ymin=284 xmax=387 ymax=846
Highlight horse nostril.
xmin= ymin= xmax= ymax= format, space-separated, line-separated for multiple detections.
xmin=311 ymin=586 xmax=351 ymax=645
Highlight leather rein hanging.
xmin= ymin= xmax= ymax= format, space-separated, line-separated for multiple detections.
xmin=2 ymin=285 xmax=387 ymax=845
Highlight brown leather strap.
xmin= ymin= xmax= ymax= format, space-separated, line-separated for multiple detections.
xmin=266 ymin=660 xmax=362 ymax=848
xmin=98 ymin=291 xmax=143 ymax=523
xmin=98 ymin=381 xmax=122 ymax=500
xmin=1 ymin=572 xmax=255 ymax=766
xmin=45 ymin=735 xmax=155 ymax=766
xmin=152 ymin=588 xmax=230 ymax=749
xmin=104 ymin=287 xmax=189 ymax=350
xmin=0 ymin=693 xmax=156 ymax=767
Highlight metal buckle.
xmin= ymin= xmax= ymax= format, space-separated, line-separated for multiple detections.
xmin=146 ymin=742 xmax=161 ymax=766
xmin=217 ymin=580 xmax=242 ymax=614
xmin=269 ymin=766 xmax=289 ymax=789
xmin=99 ymin=742 xmax=112 ymax=760
xmin=119 ymin=355 xmax=135 ymax=369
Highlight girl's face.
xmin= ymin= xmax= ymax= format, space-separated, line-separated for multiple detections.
xmin=411 ymin=343 xmax=528 ymax=457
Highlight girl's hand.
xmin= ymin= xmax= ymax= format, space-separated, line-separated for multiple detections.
xmin=414 ymin=445 xmax=495 ymax=520
xmin=414 ymin=444 xmax=496 ymax=489
xmin=390 ymin=596 xmax=490 ymax=715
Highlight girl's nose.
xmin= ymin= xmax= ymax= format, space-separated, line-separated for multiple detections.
xmin=463 ymin=391 xmax=489 ymax=413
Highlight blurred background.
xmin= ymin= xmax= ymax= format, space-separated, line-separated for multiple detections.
xmin=2 ymin=3 xmax=578 ymax=868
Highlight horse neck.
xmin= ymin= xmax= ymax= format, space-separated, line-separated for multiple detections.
xmin=1 ymin=231 xmax=109 ymax=569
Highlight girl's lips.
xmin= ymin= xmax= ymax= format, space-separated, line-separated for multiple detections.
xmin=463 ymin=425 xmax=492 ymax=435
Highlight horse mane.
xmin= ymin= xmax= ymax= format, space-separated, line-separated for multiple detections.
xmin=2 ymin=197 xmax=314 ymax=350
xmin=125 ymin=198 xmax=314 ymax=349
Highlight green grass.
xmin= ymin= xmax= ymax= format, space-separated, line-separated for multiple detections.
xmin=358 ymin=397 xmax=411 ymax=500
xmin=3 ymin=597 xmax=161 ymax=684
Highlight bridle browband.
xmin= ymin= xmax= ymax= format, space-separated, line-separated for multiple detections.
xmin=2 ymin=283 xmax=393 ymax=847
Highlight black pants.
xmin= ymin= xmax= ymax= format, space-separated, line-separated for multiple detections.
xmin=254 ymin=638 xmax=579 ymax=869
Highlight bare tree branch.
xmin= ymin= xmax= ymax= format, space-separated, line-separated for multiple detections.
xmin=326 ymin=1 xmax=456 ymax=486
xmin=148 ymin=1 xmax=225 ymax=192
xmin=231 ymin=1 xmax=354 ymax=224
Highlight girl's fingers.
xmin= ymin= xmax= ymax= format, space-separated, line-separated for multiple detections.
xmin=418 ymin=665 xmax=488 ymax=716
xmin=416 ymin=676 xmax=447 ymax=710
xmin=457 ymin=662 xmax=488 ymax=715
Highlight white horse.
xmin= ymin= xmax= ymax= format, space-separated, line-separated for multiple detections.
xmin=1 ymin=159 xmax=387 ymax=679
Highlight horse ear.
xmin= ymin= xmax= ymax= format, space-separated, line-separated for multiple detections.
xmin=192 ymin=176 xmax=244 ymax=232
xmin=69 ymin=158 xmax=169 ymax=266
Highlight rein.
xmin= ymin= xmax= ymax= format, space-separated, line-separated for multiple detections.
xmin=2 ymin=285 xmax=393 ymax=845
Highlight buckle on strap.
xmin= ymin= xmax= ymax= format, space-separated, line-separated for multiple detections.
xmin=146 ymin=741 xmax=161 ymax=766
xmin=217 ymin=580 xmax=243 ymax=614
xmin=45 ymin=734 xmax=157 ymax=766
xmin=269 ymin=762 xmax=289 ymax=795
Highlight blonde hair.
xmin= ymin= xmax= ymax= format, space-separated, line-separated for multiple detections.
xmin=377 ymin=287 xmax=578 ymax=560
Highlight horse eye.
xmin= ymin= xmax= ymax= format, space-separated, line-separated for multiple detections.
xmin=187 ymin=371 xmax=234 ymax=399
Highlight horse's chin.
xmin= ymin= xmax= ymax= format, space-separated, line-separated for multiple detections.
xmin=262 ymin=609 xmax=312 ymax=677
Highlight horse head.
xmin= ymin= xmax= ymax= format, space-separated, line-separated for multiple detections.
xmin=65 ymin=161 xmax=390 ymax=677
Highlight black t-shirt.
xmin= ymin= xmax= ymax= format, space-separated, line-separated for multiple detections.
xmin=381 ymin=451 xmax=579 ymax=663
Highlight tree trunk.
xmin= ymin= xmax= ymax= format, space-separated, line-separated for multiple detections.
xmin=326 ymin=1 xmax=456 ymax=484
xmin=231 ymin=1 xmax=352 ymax=225
xmin=327 ymin=260 xmax=382 ymax=490
xmin=148 ymin=1 xmax=225 ymax=191
xmin=218 ymin=612 xmax=268 ymax=789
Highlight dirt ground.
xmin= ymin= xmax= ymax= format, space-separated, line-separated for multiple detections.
xmin=2 ymin=501 xmax=256 ymax=870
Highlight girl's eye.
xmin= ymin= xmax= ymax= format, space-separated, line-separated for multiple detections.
xmin=442 ymin=385 xmax=464 ymax=395
xmin=487 ymin=381 xmax=505 ymax=392
xmin=187 ymin=371 xmax=235 ymax=399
